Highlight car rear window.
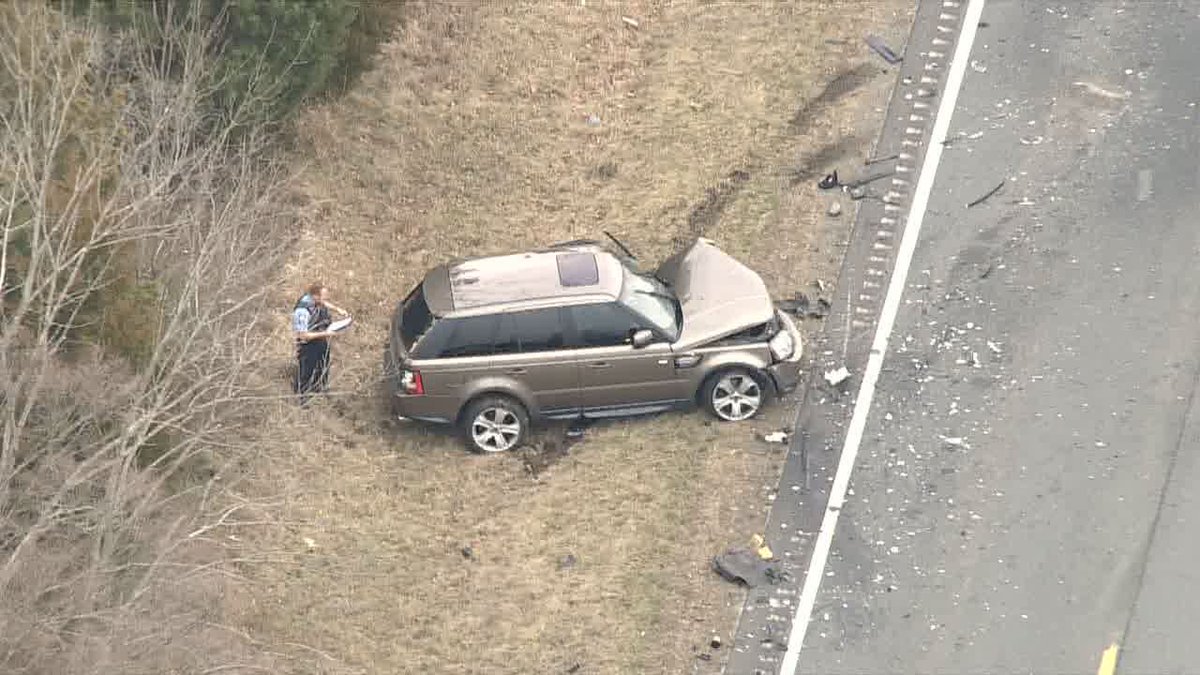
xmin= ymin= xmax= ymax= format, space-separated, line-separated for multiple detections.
xmin=398 ymin=285 xmax=434 ymax=351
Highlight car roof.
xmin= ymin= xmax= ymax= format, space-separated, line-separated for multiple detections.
xmin=421 ymin=245 xmax=626 ymax=316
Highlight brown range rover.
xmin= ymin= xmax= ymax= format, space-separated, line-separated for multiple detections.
xmin=385 ymin=237 xmax=803 ymax=453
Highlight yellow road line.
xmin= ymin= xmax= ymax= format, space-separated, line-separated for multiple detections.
xmin=1097 ymin=643 xmax=1120 ymax=675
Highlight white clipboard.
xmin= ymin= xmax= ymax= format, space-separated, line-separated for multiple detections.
xmin=328 ymin=317 xmax=353 ymax=332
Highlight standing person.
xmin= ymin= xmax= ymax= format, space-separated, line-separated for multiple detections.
xmin=292 ymin=282 xmax=349 ymax=400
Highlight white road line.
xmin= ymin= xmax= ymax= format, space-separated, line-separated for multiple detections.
xmin=777 ymin=1 xmax=987 ymax=672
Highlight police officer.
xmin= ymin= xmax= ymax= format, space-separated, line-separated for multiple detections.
xmin=292 ymin=282 xmax=349 ymax=399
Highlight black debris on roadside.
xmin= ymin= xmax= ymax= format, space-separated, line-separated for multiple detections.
xmin=712 ymin=548 xmax=779 ymax=588
xmin=967 ymin=179 xmax=1006 ymax=208
xmin=817 ymin=170 xmax=840 ymax=190
xmin=777 ymin=291 xmax=831 ymax=320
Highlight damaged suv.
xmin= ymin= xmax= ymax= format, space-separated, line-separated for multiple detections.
xmin=385 ymin=237 xmax=803 ymax=453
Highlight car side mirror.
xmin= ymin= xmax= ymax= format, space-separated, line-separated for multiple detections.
xmin=630 ymin=329 xmax=654 ymax=349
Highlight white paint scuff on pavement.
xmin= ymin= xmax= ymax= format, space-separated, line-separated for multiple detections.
xmin=778 ymin=1 xmax=989 ymax=672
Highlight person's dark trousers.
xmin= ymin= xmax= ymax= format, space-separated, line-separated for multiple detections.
xmin=295 ymin=339 xmax=330 ymax=402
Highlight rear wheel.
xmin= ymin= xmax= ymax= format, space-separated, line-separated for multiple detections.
xmin=460 ymin=395 xmax=529 ymax=453
xmin=701 ymin=368 xmax=768 ymax=422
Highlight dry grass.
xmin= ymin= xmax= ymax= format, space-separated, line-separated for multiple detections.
xmin=235 ymin=1 xmax=911 ymax=673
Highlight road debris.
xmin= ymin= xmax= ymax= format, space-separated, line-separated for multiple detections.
xmin=302 ymin=536 xmax=317 ymax=551
xmin=824 ymin=366 xmax=851 ymax=387
xmin=713 ymin=548 xmax=779 ymax=587
xmin=815 ymin=279 xmax=827 ymax=292
xmin=762 ymin=430 xmax=789 ymax=444
xmin=751 ymin=533 xmax=774 ymax=560
xmin=584 ymin=113 xmax=601 ymax=126
xmin=565 ymin=418 xmax=592 ymax=445
xmin=461 ymin=545 xmax=475 ymax=560
xmin=818 ymin=170 xmax=840 ymax=190
xmin=866 ymin=153 xmax=900 ymax=165
xmin=828 ymin=200 xmax=843 ymax=217
xmin=967 ymin=180 xmax=1006 ymax=208
xmin=970 ymin=59 xmax=988 ymax=73
xmin=777 ymin=292 xmax=831 ymax=319
xmin=558 ymin=553 xmax=578 ymax=570
xmin=1019 ymin=135 xmax=1045 ymax=145
xmin=1073 ymin=81 xmax=1129 ymax=100
xmin=940 ymin=435 xmax=970 ymax=449
xmin=710 ymin=636 xmax=723 ymax=649
xmin=844 ymin=167 xmax=897 ymax=189
xmin=620 ymin=15 xmax=639 ymax=29
xmin=987 ymin=340 xmax=1002 ymax=354
xmin=865 ymin=34 xmax=902 ymax=64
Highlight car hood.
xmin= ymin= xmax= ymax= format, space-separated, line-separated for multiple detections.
xmin=656 ymin=238 xmax=775 ymax=349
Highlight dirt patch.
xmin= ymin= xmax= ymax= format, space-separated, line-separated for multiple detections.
xmin=234 ymin=1 xmax=912 ymax=673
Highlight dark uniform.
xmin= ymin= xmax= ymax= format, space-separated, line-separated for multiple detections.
xmin=293 ymin=294 xmax=332 ymax=398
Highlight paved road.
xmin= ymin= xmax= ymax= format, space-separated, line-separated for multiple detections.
xmin=792 ymin=1 xmax=1200 ymax=674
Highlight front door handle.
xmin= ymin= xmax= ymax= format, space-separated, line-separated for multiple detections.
xmin=588 ymin=362 xmax=611 ymax=369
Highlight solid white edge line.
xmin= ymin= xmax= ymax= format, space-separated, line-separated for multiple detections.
xmin=777 ymin=1 xmax=988 ymax=672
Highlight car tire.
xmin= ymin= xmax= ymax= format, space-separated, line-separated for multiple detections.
xmin=460 ymin=395 xmax=530 ymax=453
xmin=701 ymin=367 xmax=769 ymax=422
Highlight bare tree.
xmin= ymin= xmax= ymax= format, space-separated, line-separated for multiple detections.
xmin=0 ymin=3 xmax=294 ymax=672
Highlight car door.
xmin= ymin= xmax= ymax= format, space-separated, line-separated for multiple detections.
xmin=566 ymin=302 xmax=690 ymax=413
xmin=490 ymin=307 xmax=582 ymax=418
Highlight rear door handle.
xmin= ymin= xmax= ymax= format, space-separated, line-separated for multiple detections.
xmin=588 ymin=362 xmax=611 ymax=369
xmin=506 ymin=368 xmax=527 ymax=375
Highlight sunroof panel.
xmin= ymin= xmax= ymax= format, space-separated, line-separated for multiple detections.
xmin=556 ymin=252 xmax=600 ymax=287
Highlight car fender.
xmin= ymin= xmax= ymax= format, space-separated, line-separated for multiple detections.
xmin=456 ymin=375 xmax=539 ymax=421
xmin=686 ymin=349 xmax=774 ymax=398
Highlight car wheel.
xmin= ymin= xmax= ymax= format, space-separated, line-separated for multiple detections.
xmin=702 ymin=368 xmax=768 ymax=422
xmin=460 ymin=395 xmax=529 ymax=453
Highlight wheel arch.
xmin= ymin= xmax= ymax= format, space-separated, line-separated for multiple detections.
xmin=455 ymin=387 xmax=535 ymax=424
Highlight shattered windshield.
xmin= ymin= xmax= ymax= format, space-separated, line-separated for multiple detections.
xmin=620 ymin=271 xmax=681 ymax=341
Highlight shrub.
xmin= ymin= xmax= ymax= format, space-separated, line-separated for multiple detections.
xmin=72 ymin=0 xmax=405 ymax=121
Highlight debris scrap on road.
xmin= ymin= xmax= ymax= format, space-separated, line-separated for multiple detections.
xmin=761 ymin=430 xmax=789 ymax=444
xmin=865 ymin=34 xmax=903 ymax=64
xmin=824 ymin=366 xmax=851 ymax=387
xmin=712 ymin=548 xmax=779 ymax=587
xmin=967 ymin=179 xmax=1006 ymax=208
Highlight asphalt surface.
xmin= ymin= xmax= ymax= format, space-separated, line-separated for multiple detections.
xmin=731 ymin=0 xmax=1200 ymax=673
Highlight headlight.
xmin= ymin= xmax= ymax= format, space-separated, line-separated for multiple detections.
xmin=768 ymin=329 xmax=794 ymax=361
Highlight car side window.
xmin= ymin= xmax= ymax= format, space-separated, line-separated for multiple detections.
xmin=436 ymin=314 xmax=500 ymax=358
xmin=566 ymin=303 xmax=638 ymax=348
xmin=507 ymin=308 xmax=566 ymax=353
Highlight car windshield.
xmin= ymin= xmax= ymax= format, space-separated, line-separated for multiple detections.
xmin=620 ymin=271 xmax=682 ymax=341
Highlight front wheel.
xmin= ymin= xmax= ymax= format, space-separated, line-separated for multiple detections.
xmin=701 ymin=368 xmax=768 ymax=422
xmin=460 ymin=395 xmax=530 ymax=453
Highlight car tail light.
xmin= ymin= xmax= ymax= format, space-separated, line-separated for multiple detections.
xmin=400 ymin=369 xmax=424 ymax=395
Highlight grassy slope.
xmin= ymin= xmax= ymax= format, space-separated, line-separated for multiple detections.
xmin=236 ymin=1 xmax=911 ymax=673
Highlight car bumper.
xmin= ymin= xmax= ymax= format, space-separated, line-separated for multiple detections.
xmin=390 ymin=392 xmax=455 ymax=425
xmin=384 ymin=351 xmax=455 ymax=424
xmin=768 ymin=310 xmax=805 ymax=395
